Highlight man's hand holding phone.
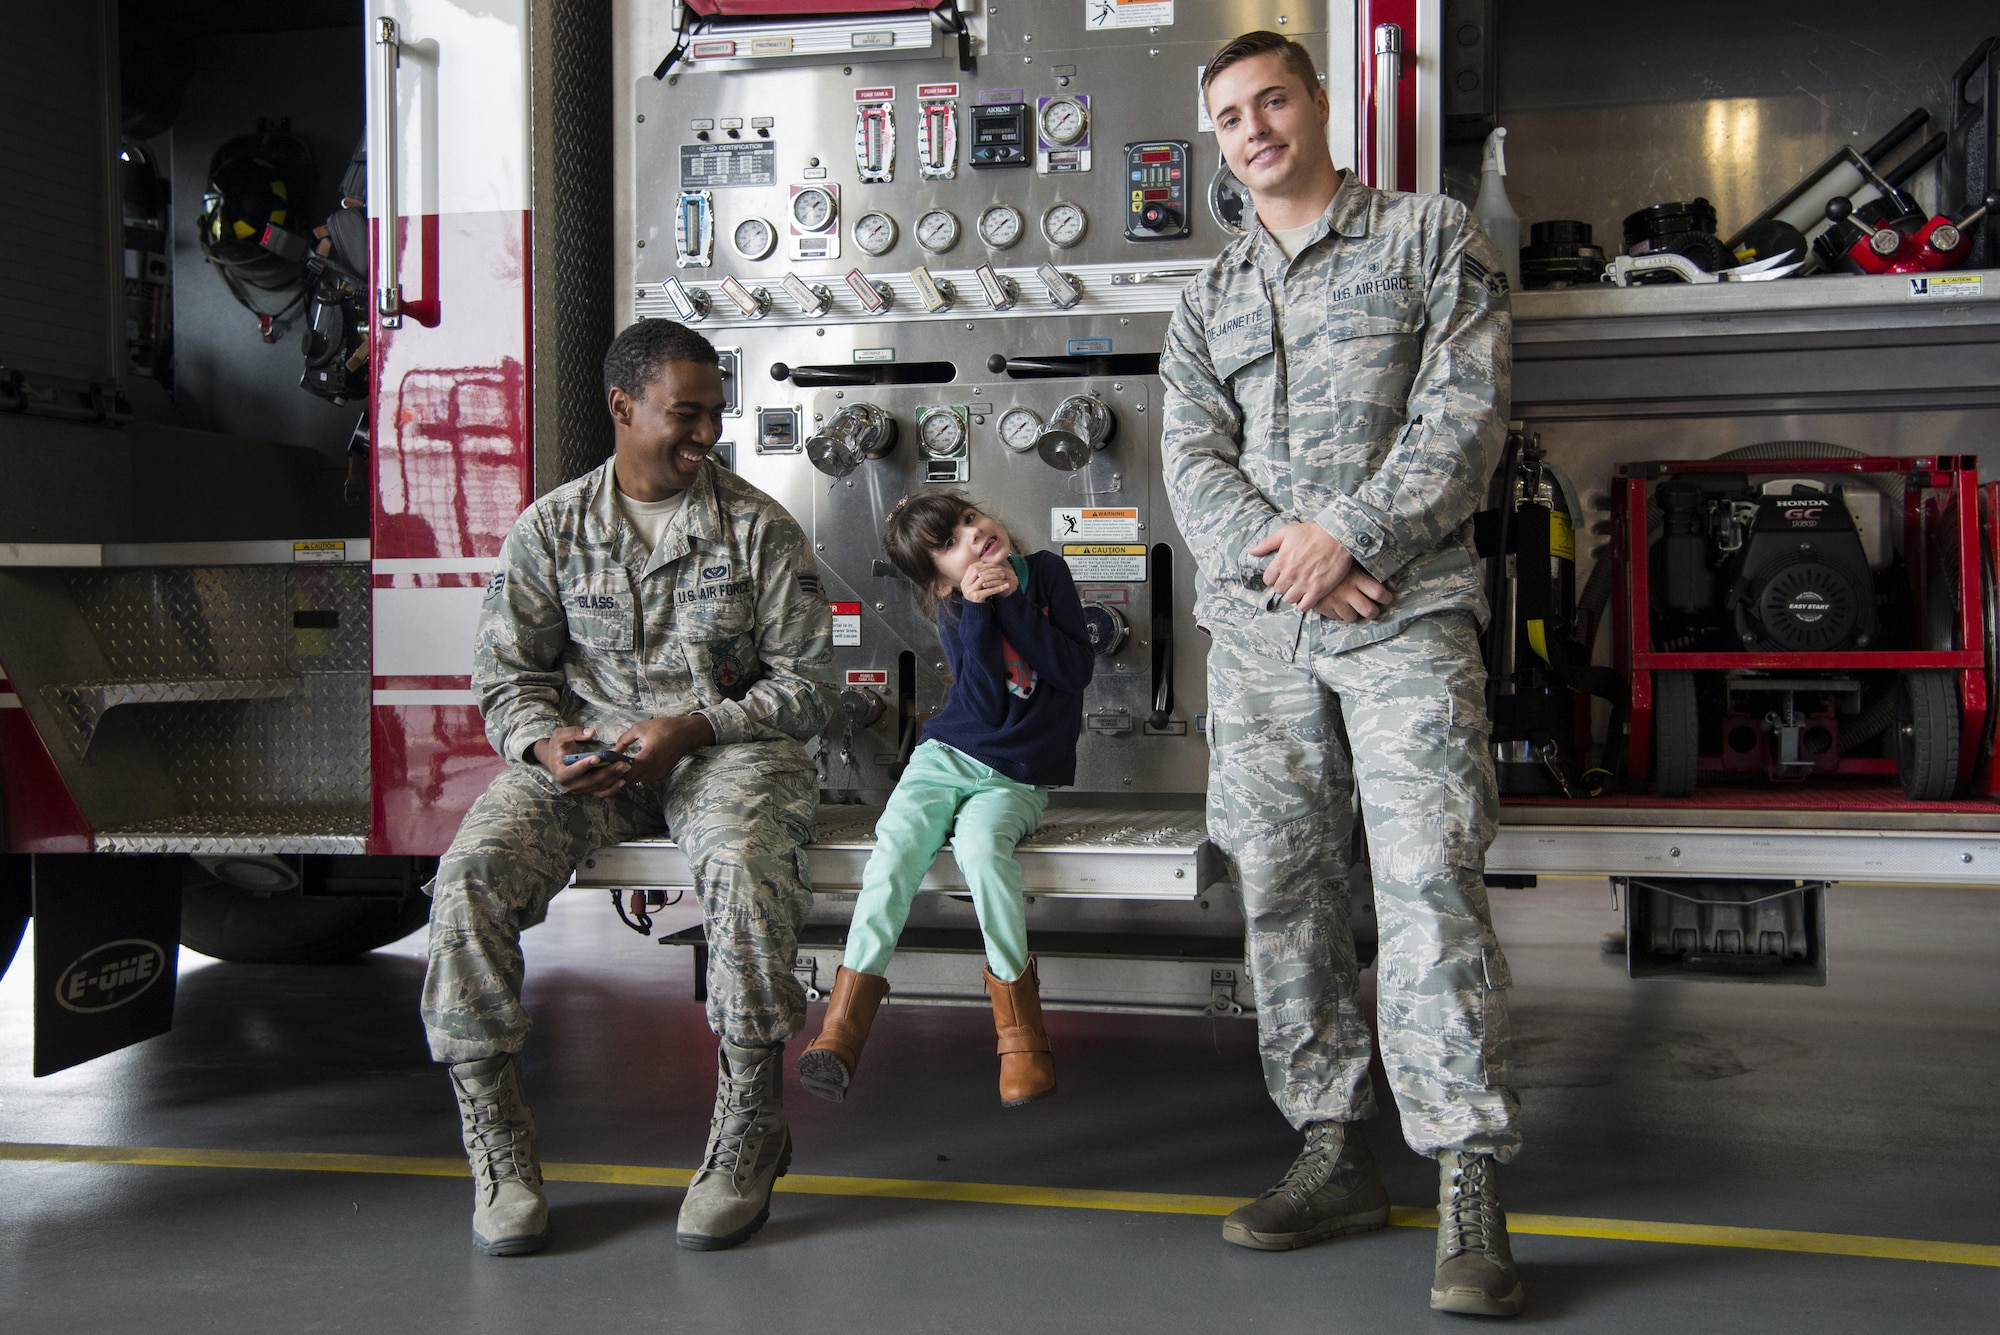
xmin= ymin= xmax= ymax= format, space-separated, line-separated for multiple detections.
xmin=533 ymin=725 xmax=632 ymax=796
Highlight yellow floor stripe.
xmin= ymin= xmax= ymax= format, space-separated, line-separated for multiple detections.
xmin=3 ymin=1141 xmax=1995 ymax=1268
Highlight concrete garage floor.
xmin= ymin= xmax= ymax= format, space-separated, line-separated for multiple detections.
xmin=1 ymin=879 xmax=1996 ymax=1333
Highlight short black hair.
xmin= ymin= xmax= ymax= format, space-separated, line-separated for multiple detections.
xmin=1201 ymin=30 xmax=1321 ymax=99
xmin=601 ymin=318 xmax=719 ymax=404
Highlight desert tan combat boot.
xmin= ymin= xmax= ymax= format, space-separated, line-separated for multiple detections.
xmin=448 ymin=1053 xmax=549 ymax=1256
xmin=677 ymin=1041 xmax=792 ymax=1250
xmin=1431 ymin=1150 xmax=1525 ymax=1316
xmin=1221 ymin=1119 xmax=1390 ymax=1250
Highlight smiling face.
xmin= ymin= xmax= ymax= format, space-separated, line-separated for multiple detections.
xmin=1205 ymin=50 xmax=1338 ymax=223
xmin=929 ymin=506 xmax=1014 ymax=595
xmin=608 ymin=359 xmax=726 ymax=500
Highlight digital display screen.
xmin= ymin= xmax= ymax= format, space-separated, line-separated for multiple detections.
xmin=1139 ymin=149 xmax=1174 ymax=163
xmin=1141 ymin=188 xmax=1171 ymax=200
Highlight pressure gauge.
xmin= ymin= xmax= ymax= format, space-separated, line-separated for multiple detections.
xmin=732 ymin=217 xmax=777 ymax=261
xmin=791 ymin=185 xmax=836 ymax=232
xmin=978 ymin=203 xmax=1025 ymax=249
xmin=916 ymin=208 xmax=961 ymax=252
xmin=918 ymin=406 xmax=970 ymax=459
xmin=996 ymin=406 xmax=1043 ymax=453
xmin=1038 ymin=96 xmax=1088 ymax=146
xmin=852 ymin=211 xmax=898 ymax=256
xmin=1040 ymin=202 xmax=1088 ymax=249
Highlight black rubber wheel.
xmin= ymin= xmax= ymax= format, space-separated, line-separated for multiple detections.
xmin=179 ymin=884 xmax=433 ymax=964
xmin=1651 ymin=670 xmax=1700 ymax=798
xmin=1896 ymin=670 xmax=1961 ymax=801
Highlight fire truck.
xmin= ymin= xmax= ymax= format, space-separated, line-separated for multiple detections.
xmin=3 ymin=1 xmax=1997 ymax=1073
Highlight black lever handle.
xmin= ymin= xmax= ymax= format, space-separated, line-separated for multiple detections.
xmin=1149 ymin=544 xmax=1174 ymax=729
xmin=770 ymin=361 xmax=874 ymax=387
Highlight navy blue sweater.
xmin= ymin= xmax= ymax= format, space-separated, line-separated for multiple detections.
xmin=923 ymin=550 xmax=1096 ymax=787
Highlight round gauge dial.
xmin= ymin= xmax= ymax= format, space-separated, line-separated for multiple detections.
xmin=918 ymin=408 xmax=969 ymax=459
xmin=731 ymin=217 xmax=777 ymax=261
xmin=1040 ymin=202 xmax=1088 ymax=249
xmin=996 ymin=406 xmax=1043 ymax=453
xmin=852 ymin=210 xmax=898 ymax=256
xmin=916 ymin=208 xmax=960 ymax=252
xmin=1209 ymin=161 xmax=1253 ymax=236
xmin=1039 ymin=97 xmax=1088 ymax=146
xmin=791 ymin=186 xmax=835 ymax=232
xmin=978 ymin=204 xmax=1025 ymax=249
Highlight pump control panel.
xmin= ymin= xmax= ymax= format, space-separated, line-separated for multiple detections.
xmin=1124 ymin=140 xmax=1193 ymax=241
xmin=971 ymin=101 xmax=1030 ymax=168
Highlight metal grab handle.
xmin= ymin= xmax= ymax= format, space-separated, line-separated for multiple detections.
xmin=1149 ymin=545 xmax=1174 ymax=729
xmin=1372 ymin=24 xmax=1402 ymax=193
xmin=374 ymin=17 xmax=403 ymax=327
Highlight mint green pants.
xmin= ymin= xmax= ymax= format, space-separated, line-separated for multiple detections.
xmin=843 ymin=740 xmax=1049 ymax=982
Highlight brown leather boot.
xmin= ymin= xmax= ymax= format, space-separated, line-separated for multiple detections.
xmin=795 ymin=967 xmax=890 ymax=1103
xmin=984 ymin=956 xmax=1056 ymax=1107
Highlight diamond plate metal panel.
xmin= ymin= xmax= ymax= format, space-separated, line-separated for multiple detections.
xmin=131 ymin=673 xmax=367 ymax=813
xmin=532 ymin=0 xmax=615 ymax=494
xmin=50 ymin=564 xmax=371 ymax=839
xmin=40 ymin=676 xmax=301 ymax=754
xmin=95 ymin=812 xmax=368 ymax=856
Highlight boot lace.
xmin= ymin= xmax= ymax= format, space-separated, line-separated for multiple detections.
xmin=698 ymin=1059 xmax=771 ymax=1185
xmin=456 ymin=1084 xmax=533 ymax=1196
xmin=1440 ymin=1155 xmax=1501 ymax=1260
xmin=1269 ymin=1121 xmax=1342 ymax=1202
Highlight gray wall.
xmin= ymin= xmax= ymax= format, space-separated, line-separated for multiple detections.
xmin=166 ymin=24 xmax=365 ymax=465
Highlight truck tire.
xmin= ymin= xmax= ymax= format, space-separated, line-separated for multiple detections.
xmin=1896 ymin=670 xmax=1961 ymax=801
xmin=1651 ymin=671 xmax=1700 ymax=798
xmin=179 ymin=884 xmax=433 ymax=964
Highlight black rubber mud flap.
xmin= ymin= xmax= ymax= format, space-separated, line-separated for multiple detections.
xmin=31 ymin=855 xmax=184 ymax=1077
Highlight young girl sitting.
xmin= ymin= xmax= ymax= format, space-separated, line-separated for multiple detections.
xmin=798 ymin=491 xmax=1095 ymax=1107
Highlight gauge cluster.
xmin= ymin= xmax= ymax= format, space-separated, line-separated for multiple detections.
xmin=652 ymin=73 xmax=1222 ymax=296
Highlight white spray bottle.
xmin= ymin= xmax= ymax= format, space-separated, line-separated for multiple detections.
xmin=1473 ymin=127 xmax=1522 ymax=292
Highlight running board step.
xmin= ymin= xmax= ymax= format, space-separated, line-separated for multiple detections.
xmin=661 ymin=923 xmax=1253 ymax=1018
xmin=577 ymin=806 xmax=1223 ymax=902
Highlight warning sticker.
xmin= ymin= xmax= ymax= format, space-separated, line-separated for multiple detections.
xmin=1062 ymin=544 xmax=1147 ymax=581
xmin=845 ymin=669 xmax=889 ymax=686
xmin=830 ymin=601 xmax=862 ymax=647
xmin=1085 ymin=1 xmax=1173 ymax=31
xmin=1051 ymin=507 xmax=1140 ymax=542
xmin=1908 ymin=274 xmax=1984 ymax=299
xmin=293 ymin=540 xmax=346 ymax=564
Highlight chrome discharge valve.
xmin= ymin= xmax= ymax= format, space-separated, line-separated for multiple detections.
xmin=806 ymin=402 xmax=898 ymax=478
xmin=1035 ymin=394 xmax=1114 ymax=470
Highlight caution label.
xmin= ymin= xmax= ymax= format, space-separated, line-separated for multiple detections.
xmin=1908 ymin=274 xmax=1984 ymax=299
xmin=845 ymin=669 xmax=889 ymax=686
xmin=1062 ymin=544 xmax=1147 ymax=581
xmin=830 ymin=601 xmax=862 ymax=647
xmin=293 ymin=540 xmax=346 ymax=564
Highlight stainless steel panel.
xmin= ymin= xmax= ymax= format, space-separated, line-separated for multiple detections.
xmin=1488 ymin=825 xmax=2000 ymax=887
xmin=1488 ymin=3 xmax=2000 ymax=241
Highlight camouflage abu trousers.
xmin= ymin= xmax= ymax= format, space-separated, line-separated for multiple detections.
xmin=1207 ymin=610 xmax=1521 ymax=1161
xmin=420 ymin=739 xmax=818 ymax=1063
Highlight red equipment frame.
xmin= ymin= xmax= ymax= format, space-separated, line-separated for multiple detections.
xmin=1613 ymin=455 xmax=1989 ymax=792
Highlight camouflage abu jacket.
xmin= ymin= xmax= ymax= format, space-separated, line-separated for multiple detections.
xmin=475 ymin=456 xmax=835 ymax=766
xmin=1159 ymin=172 xmax=1511 ymax=652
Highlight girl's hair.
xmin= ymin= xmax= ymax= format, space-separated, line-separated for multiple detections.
xmin=881 ymin=491 xmax=1027 ymax=618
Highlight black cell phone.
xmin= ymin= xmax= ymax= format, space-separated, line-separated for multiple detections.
xmin=560 ymin=746 xmax=631 ymax=767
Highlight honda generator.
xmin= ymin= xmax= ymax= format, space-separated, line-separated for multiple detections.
xmin=1612 ymin=449 xmax=1992 ymax=801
